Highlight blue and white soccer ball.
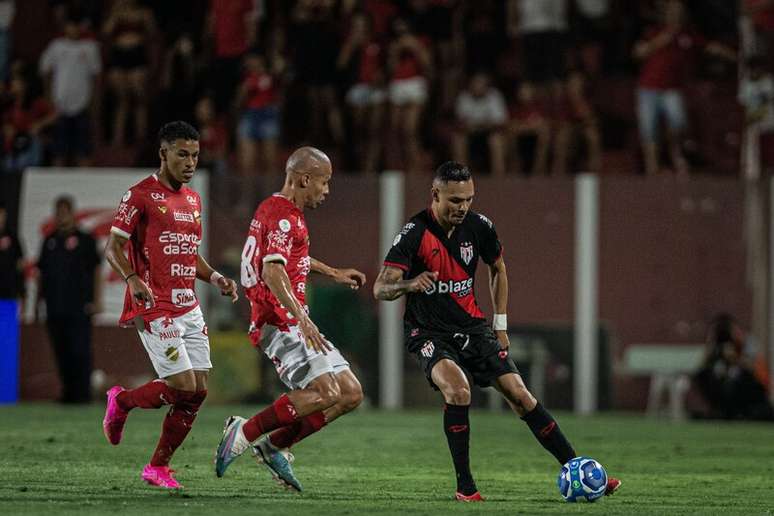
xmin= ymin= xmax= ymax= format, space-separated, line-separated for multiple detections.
xmin=557 ymin=456 xmax=607 ymax=502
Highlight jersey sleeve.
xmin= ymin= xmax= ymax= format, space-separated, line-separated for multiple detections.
xmin=476 ymin=213 xmax=503 ymax=265
xmin=383 ymin=220 xmax=423 ymax=273
xmin=110 ymin=188 xmax=145 ymax=239
xmin=260 ymin=212 xmax=296 ymax=266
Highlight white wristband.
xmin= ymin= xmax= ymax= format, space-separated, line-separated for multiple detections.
xmin=493 ymin=314 xmax=508 ymax=331
xmin=210 ymin=271 xmax=224 ymax=285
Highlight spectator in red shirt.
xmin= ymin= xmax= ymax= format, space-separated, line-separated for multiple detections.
xmin=552 ymin=71 xmax=601 ymax=175
xmin=388 ymin=17 xmax=431 ymax=173
xmin=2 ymin=73 xmax=56 ymax=172
xmin=236 ymin=53 xmax=282 ymax=179
xmin=207 ymin=0 xmax=256 ymax=114
xmin=743 ymin=0 xmax=774 ymax=64
xmin=507 ymin=82 xmax=550 ymax=176
xmin=194 ymin=96 xmax=228 ymax=178
xmin=338 ymin=12 xmax=386 ymax=174
xmin=634 ymin=0 xmax=735 ymax=176
xmin=363 ymin=0 xmax=398 ymax=43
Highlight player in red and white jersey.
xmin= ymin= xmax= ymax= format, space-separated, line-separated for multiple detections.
xmin=241 ymin=193 xmax=311 ymax=342
xmin=101 ymin=121 xmax=238 ymax=489
xmin=215 ymin=147 xmax=366 ymax=492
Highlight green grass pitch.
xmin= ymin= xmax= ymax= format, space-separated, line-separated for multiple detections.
xmin=1 ymin=404 xmax=773 ymax=515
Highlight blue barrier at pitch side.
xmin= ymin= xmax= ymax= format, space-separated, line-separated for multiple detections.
xmin=0 ymin=300 xmax=19 ymax=404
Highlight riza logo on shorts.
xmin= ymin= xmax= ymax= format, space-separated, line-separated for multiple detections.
xmin=420 ymin=340 xmax=435 ymax=358
xmin=171 ymin=288 xmax=196 ymax=307
xmin=460 ymin=242 xmax=474 ymax=265
xmin=174 ymin=211 xmax=194 ymax=223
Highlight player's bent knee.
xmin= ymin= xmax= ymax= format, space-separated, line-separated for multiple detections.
xmin=512 ymin=386 xmax=537 ymax=409
xmin=342 ymin=385 xmax=364 ymax=412
xmin=165 ymin=370 xmax=197 ymax=393
xmin=443 ymin=386 xmax=471 ymax=406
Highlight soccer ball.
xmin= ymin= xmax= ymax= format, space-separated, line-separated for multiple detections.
xmin=557 ymin=456 xmax=607 ymax=502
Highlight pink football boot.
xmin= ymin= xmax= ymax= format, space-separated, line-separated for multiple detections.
xmin=103 ymin=386 xmax=129 ymax=445
xmin=141 ymin=464 xmax=182 ymax=489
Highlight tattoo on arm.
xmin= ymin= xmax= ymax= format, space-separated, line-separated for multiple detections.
xmin=374 ymin=266 xmax=408 ymax=301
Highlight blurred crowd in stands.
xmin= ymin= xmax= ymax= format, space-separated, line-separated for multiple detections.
xmin=0 ymin=0 xmax=771 ymax=180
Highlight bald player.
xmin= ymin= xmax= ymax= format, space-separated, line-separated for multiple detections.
xmin=215 ymin=147 xmax=366 ymax=492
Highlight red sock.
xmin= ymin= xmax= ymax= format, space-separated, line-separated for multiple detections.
xmin=150 ymin=390 xmax=207 ymax=467
xmin=269 ymin=410 xmax=327 ymax=449
xmin=117 ymin=380 xmax=176 ymax=410
xmin=242 ymin=393 xmax=299 ymax=443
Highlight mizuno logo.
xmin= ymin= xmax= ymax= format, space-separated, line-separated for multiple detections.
xmin=539 ymin=422 xmax=556 ymax=438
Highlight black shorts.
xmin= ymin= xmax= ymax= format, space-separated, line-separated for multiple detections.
xmin=406 ymin=328 xmax=520 ymax=390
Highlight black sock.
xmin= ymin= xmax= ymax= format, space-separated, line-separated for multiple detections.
xmin=521 ymin=402 xmax=576 ymax=465
xmin=444 ymin=403 xmax=477 ymax=495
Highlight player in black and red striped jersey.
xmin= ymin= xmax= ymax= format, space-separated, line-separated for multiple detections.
xmin=374 ymin=161 xmax=621 ymax=501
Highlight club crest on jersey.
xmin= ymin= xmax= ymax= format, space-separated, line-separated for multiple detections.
xmin=122 ymin=190 xmax=131 ymax=202
xmin=158 ymin=206 xmax=168 ymax=214
xmin=164 ymin=346 xmax=180 ymax=362
xmin=460 ymin=242 xmax=474 ymax=265
xmin=279 ymin=219 xmax=291 ymax=233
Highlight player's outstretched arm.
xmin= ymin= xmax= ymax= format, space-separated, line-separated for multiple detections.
xmin=310 ymin=257 xmax=366 ymax=290
xmin=104 ymin=232 xmax=155 ymax=308
xmin=373 ymin=266 xmax=437 ymax=301
xmin=196 ymin=254 xmax=238 ymax=303
xmin=262 ymin=261 xmax=331 ymax=354
xmin=488 ymin=256 xmax=510 ymax=350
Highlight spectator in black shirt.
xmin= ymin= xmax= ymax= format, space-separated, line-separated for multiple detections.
xmin=37 ymin=195 xmax=101 ymax=403
xmin=0 ymin=201 xmax=24 ymax=301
